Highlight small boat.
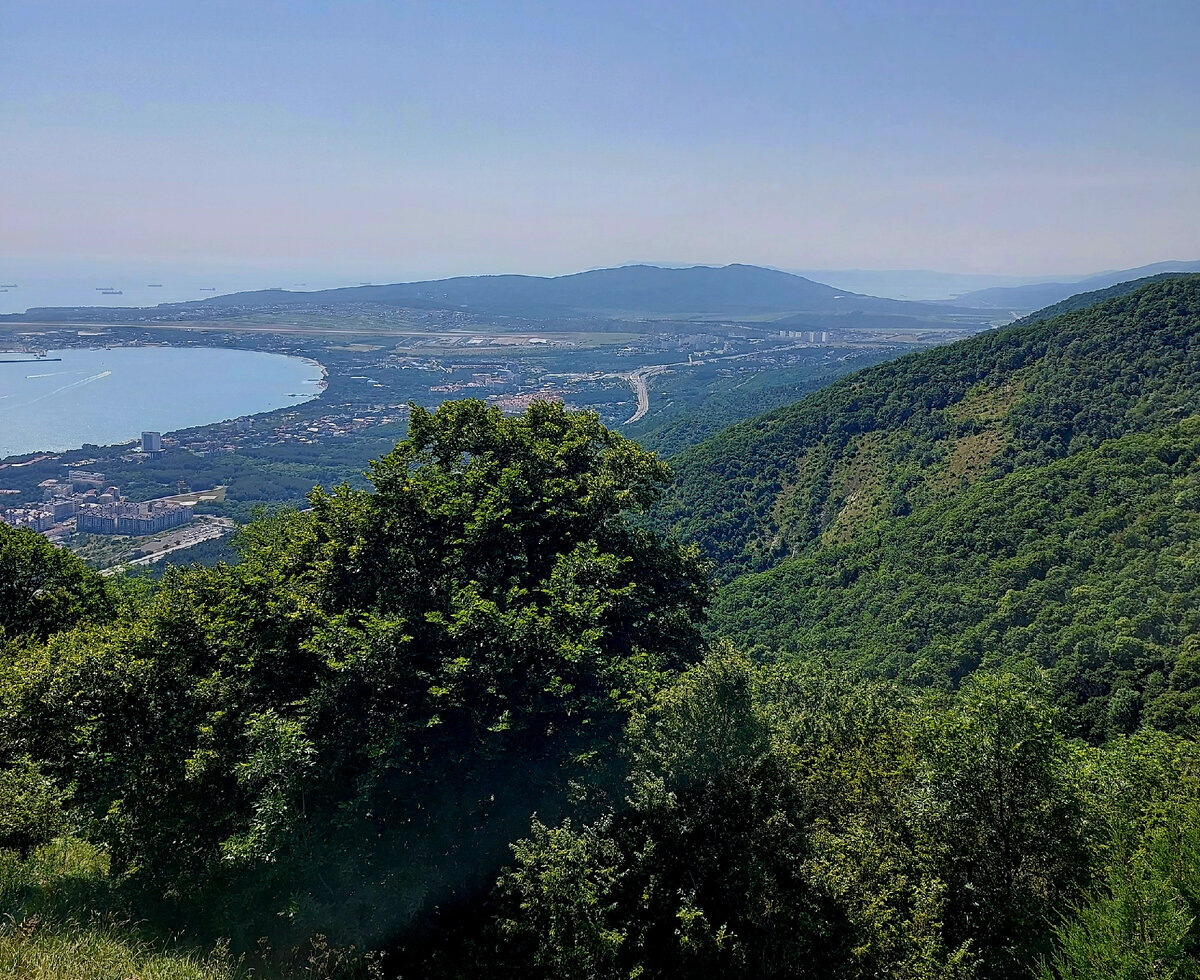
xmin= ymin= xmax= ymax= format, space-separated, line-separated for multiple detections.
xmin=101 ymin=290 xmax=123 ymax=295
xmin=147 ymin=283 xmax=163 ymax=288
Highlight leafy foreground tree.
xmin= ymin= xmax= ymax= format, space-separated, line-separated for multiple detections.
xmin=482 ymin=653 xmax=1090 ymax=980
xmin=0 ymin=523 xmax=113 ymax=645
xmin=0 ymin=400 xmax=709 ymax=955
xmin=1038 ymin=732 xmax=1200 ymax=980
xmin=0 ymin=525 xmax=111 ymax=855
xmin=477 ymin=654 xmax=1200 ymax=980
xmin=494 ymin=650 xmax=823 ymax=980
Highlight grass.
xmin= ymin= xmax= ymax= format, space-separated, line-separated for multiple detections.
xmin=0 ymin=840 xmax=239 ymax=979
xmin=0 ymin=918 xmax=238 ymax=980
xmin=0 ymin=839 xmax=385 ymax=980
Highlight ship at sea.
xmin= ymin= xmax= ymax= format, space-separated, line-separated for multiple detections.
xmin=101 ymin=290 xmax=123 ymax=295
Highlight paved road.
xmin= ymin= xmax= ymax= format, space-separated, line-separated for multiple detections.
xmin=622 ymin=365 xmax=671 ymax=423
xmin=618 ymin=342 xmax=824 ymax=425
xmin=100 ymin=516 xmax=237 ymax=576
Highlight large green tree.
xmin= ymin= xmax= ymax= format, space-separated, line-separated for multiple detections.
xmin=2 ymin=400 xmax=709 ymax=949
xmin=0 ymin=524 xmax=112 ymax=644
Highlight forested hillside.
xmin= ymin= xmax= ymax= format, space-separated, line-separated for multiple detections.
xmin=661 ymin=275 xmax=1200 ymax=577
xmin=711 ymin=420 xmax=1200 ymax=740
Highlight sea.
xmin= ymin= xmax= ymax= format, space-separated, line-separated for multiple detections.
xmin=0 ymin=346 xmax=324 ymax=459
xmin=0 ymin=259 xmax=399 ymax=315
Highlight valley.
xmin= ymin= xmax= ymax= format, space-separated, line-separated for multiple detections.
xmin=0 ymin=264 xmax=1008 ymax=571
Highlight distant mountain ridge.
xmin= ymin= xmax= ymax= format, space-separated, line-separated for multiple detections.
xmin=953 ymin=259 xmax=1200 ymax=310
xmin=1014 ymin=272 xmax=1196 ymax=324
xmin=189 ymin=261 xmax=1200 ymax=316
xmin=6 ymin=261 xmax=1200 ymax=319
xmin=162 ymin=264 xmax=975 ymax=319
xmin=787 ymin=268 xmax=1068 ymax=301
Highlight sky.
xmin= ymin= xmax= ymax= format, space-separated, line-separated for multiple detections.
xmin=3 ymin=0 xmax=1199 ymax=287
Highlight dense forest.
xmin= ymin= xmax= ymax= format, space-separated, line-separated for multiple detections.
xmin=660 ymin=275 xmax=1200 ymax=576
xmin=4 ymin=277 xmax=1200 ymax=977
xmin=711 ymin=420 xmax=1200 ymax=739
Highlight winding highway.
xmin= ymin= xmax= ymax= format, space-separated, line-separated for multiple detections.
xmin=622 ymin=365 xmax=671 ymax=423
xmin=619 ymin=340 xmax=825 ymax=425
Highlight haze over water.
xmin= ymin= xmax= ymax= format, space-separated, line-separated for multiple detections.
xmin=0 ymin=346 xmax=324 ymax=459
xmin=0 ymin=259 xmax=368 ymax=316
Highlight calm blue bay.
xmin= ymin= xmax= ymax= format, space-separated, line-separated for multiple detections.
xmin=0 ymin=347 xmax=324 ymax=459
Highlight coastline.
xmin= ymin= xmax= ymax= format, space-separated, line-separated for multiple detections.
xmin=0 ymin=346 xmax=327 ymax=461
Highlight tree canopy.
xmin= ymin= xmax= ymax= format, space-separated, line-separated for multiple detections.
xmin=0 ymin=400 xmax=709 ymax=949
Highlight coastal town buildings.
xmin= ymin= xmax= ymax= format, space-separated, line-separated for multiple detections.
xmin=0 ymin=474 xmax=195 ymax=539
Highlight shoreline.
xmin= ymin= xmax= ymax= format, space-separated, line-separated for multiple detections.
xmin=0 ymin=346 xmax=328 ymax=463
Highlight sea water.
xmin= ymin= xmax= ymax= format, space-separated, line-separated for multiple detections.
xmin=0 ymin=346 xmax=324 ymax=459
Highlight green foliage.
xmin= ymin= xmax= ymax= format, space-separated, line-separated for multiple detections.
xmin=910 ymin=672 xmax=1086 ymax=978
xmin=494 ymin=648 xmax=825 ymax=980
xmin=0 ymin=837 xmax=383 ymax=979
xmin=0 ymin=838 xmax=239 ymax=980
xmin=1040 ymin=736 xmax=1200 ymax=980
xmin=0 ymin=838 xmax=117 ymax=929
xmin=496 ymin=818 xmax=627 ymax=979
xmin=0 ymin=400 xmax=709 ymax=952
xmin=0 ymin=523 xmax=113 ymax=643
xmin=0 ymin=757 xmax=69 ymax=855
xmin=1017 ymin=272 xmax=1193 ymax=325
xmin=1041 ymin=845 xmax=1195 ymax=980
xmin=0 ymin=919 xmax=240 ymax=980
xmin=711 ymin=419 xmax=1200 ymax=739
xmin=625 ymin=349 xmax=908 ymax=457
xmin=487 ymin=655 xmax=1100 ymax=980
xmin=662 ymin=275 xmax=1200 ymax=577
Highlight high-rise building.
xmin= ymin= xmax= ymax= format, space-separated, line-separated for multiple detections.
xmin=142 ymin=431 xmax=163 ymax=453
xmin=50 ymin=499 xmax=77 ymax=521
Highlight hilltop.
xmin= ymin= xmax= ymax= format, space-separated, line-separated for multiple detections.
xmin=1013 ymin=270 xmax=1195 ymax=323
xmin=180 ymin=263 xmax=978 ymax=318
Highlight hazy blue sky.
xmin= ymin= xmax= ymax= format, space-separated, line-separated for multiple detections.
xmin=4 ymin=0 xmax=1199 ymax=280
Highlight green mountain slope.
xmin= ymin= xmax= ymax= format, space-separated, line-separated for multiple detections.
xmin=1014 ymin=271 xmax=1191 ymax=324
xmin=710 ymin=419 xmax=1200 ymax=740
xmin=660 ymin=275 xmax=1200 ymax=577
